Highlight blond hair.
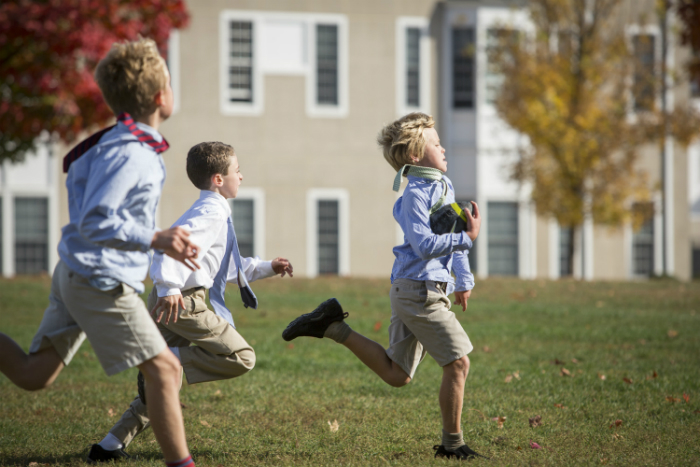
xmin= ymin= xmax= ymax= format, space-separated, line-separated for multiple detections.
xmin=186 ymin=142 xmax=235 ymax=190
xmin=377 ymin=112 xmax=435 ymax=172
xmin=94 ymin=38 xmax=168 ymax=119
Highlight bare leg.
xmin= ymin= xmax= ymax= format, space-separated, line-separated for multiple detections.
xmin=138 ymin=349 xmax=189 ymax=463
xmin=342 ymin=331 xmax=411 ymax=387
xmin=439 ymin=356 xmax=469 ymax=433
xmin=0 ymin=333 xmax=64 ymax=390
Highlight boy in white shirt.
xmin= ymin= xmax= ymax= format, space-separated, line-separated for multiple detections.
xmin=89 ymin=141 xmax=293 ymax=461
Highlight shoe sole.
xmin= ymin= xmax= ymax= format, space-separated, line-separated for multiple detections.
xmin=282 ymin=298 xmax=345 ymax=341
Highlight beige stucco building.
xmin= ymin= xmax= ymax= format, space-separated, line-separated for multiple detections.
xmin=1 ymin=0 xmax=698 ymax=281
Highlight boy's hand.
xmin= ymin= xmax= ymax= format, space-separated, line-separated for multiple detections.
xmin=465 ymin=201 xmax=481 ymax=242
xmin=454 ymin=289 xmax=471 ymax=312
xmin=271 ymin=257 xmax=294 ymax=277
xmin=152 ymin=227 xmax=201 ymax=271
xmin=151 ymin=293 xmax=184 ymax=325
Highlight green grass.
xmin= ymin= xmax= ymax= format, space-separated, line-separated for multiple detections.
xmin=1 ymin=276 xmax=699 ymax=466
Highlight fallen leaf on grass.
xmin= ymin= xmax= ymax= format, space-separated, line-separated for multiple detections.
xmin=694 ymin=410 xmax=700 ymax=414
xmin=504 ymin=374 xmax=513 ymax=383
xmin=551 ymin=358 xmax=565 ymax=365
xmin=571 ymin=358 xmax=579 ymax=364
xmin=529 ymin=415 xmax=542 ymax=427
xmin=108 ymin=408 xmax=115 ymax=417
xmin=646 ymin=371 xmax=658 ymax=380
xmin=622 ymin=377 xmax=633 ymax=384
xmin=560 ymin=368 xmax=571 ymax=377
xmin=513 ymin=370 xmax=521 ymax=380
xmin=529 ymin=440 xmax=542 ymax=449
xmin=609 ymin=419 xmax=622 ymax=429
xmin=287 ymin=343 xmax=294 ymax=350
xmin=328 ymin=419 xmax=339 ymax=432
xmin=214 ymin=389 xmax=222 ymax=396
xmin=598 ymin=373 xmax=606 ymax=380
xmin=200 ymin=420 xmax=211 ymax=427
xmin=482 ymin=345 xmax=491 ymax=353
xmin=612 ymin=433 xmax=623 ymax=440
xmin=491 ymin=416 xmax=506 ymax=429
xmin=667 ymin=330 xmax=678 ymax=338
xmin=516 ymin=446 xmax=522 ymax=451
xmin=373 ymin=321 xmax=382 ymax=332
xmin=683 ymin=393 xmax=690 ymax=403
xmin=553 ymin=403 xmax=567 ymax=409
xmin=666 ymin=396 xmax=681 ymax=403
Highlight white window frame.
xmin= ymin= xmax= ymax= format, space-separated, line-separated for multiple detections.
xmin=395 ymin=16 xmax=431 ymax=117
xmin=219 ymin=11 xmax=264 ymax=116
xmin=625 ymin=25 xmax=662 ymax=119
xmin=624 ymin=194 xmax=662 ymax=279
xmin=229 ymin=187 xmax=266 ymax=259
xmin=219 ymin=10 xmax=348 ymax=118
xmin=168 ymin=30 xmax=181 ymax=115
xmin=306 ymin=188 xmax=350 ymax=277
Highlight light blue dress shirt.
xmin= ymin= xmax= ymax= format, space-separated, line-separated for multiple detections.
xmin=391 ymin=175 xmax=474 ymax=294
xmin=58 ymin=121 xmax=166 ymax=293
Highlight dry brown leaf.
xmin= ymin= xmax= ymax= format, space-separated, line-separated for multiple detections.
xmin=482 ymin=346 xmax=491 ymax=353
xmin=571 ymin=358 xmax=579 ymax=364
xmin=666 ymin=396 xmax=681 ymax=403
xmin=623 ymin=377 xmax=633 ymax=384
xmin=609 ymin=419 xmax=622 ymax=429
xmin=287 ymin=343 xmax=294 ymax=350
xmin=504 ymin=374 xmax=513 ymax=383
xmin=328 ymin=419 xmax=339 ymax=432
xmin=646 ymin=371 xmax=658 ymax=380
xmin=683 ymin=393 xmax=690 ymax=403
xmin=200 ymin=420 xmax=211 ymax=427
xmin=108 ymin=408 xmax=115 ymax=417
xmin=612 ymin=433 xmax=623 ymax=440
xmin=553 ymin=403 xmax=567 ymax=409
xmin=513 ymin=370 xmax=521 ymax=380
xmin=491 ymin=416 xmax=506 ymax=429
xmin=529 ymin=415 xmax=542 ymax=427
xmin=598 ymin=373 xmax=606 ymax=380
xmin=560 ymin=368 xmax=571 ymax=377
xmin=667 ymin=330 xmax=678 ymax=338
xmin=214 ymin=389 xmax=222 ymax=396
xmin=373 ymin=321 xmax=382 ymax=332
xmin=516 ymin=446 xmax=522 ymax=451
xmin=552 ymin=358 xmax=565 ymax=365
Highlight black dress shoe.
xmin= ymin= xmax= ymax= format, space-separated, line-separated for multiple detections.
xmin=433 ymin=444 xmax=489 ymax=460
xmin=87 ymin=444 xmax=130 ymax=463
xmin=282 ymin=298 xmax=348 ymax=341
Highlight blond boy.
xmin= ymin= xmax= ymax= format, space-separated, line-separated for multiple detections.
xmin=283 ymin=113 xmax=486 ymax=460
xmin=0 ymin=38 xmax=198 ymax=467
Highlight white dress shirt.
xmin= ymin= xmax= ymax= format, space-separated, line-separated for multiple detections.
xmin=150 ymin=190 xmax=275 ymax=297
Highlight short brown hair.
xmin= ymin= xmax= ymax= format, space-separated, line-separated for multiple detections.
xmin=94 ymin=38 xmax=168 ymax=119
xmin=186 ymin=142 xmax=235 ymax=190
xmin=377 ymin=112 xmax=435 ymax=171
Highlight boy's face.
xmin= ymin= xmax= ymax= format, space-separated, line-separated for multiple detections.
xmin=413 ymin=127 xmax=447 ymax=173
xmin=218 ymin=155 xmax=243 ymax=199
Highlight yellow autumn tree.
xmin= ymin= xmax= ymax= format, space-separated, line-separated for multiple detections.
xmin=489 ymin=0 xmax=700 ymax=275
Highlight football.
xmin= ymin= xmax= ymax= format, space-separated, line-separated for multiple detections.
xmin=430 ymin=202 xmax=472 ymax=235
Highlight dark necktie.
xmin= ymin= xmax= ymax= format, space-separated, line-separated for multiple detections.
xmin=62 ymin=112 xmax=169 ymax=173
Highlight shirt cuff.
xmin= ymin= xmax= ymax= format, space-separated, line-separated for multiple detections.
xmin=457 ymin=232 xmax=473 ymax=250
xmin=156 ymin=283 xmax=181 ymax=297
xmin=132 ymin=225 xmax=157 ymax=252
xmin=455 ymin=276 xmax=475 ymax=292
xmin=257 ymin=260 xmax=275 ymax=279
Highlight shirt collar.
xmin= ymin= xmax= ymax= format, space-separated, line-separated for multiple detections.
xmin=199 ymin=190 xmax=231 ymax=216
xmin=117 ymin=120 xmax=164 ymax=143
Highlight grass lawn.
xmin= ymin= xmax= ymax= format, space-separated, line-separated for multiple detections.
xmin=0 ymin=275 xmax=699 ymax=466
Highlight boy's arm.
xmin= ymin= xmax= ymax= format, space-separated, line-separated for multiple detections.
xmin=403 ymin=189 xmax=474 ymax=260
xmin=226 ymin=255 xmax=277 ymax=285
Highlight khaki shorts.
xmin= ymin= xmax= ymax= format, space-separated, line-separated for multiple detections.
xmin=29 ymin=261 xmax=167 ymax=376
xmin=386 ymin=278 xmax=473 ymax=378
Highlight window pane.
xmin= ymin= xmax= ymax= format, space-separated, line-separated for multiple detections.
xmin=317 ymin=24 xmax=339 ymax=105
xmin=15 ymin=197 xmax=48 ymax=274
xmin=229 ymin=21 xmax=254 ymax=102
xmin=560 ymin=226 xmax=573 ymax=277
xmin=632 ymin=203 xmax=654 ymax=276
xmin=633 ymin=34 xmax=655 ymax=112
xmin=231 ymin=199 xmax=255 ymax=258
xmin=453 ymin=27 xmax=475 ymax=109
xmin=487 ymin=202 xmax=518 ymax=276
xmin=318 ymin=200 xmax=339 ymax=274
xmin=406 ymin=27 xmax=421 ymax=107
xmin=693 ymin=247 xmax=700 ymax=278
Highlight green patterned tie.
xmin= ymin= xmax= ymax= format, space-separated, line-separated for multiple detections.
xmin=392 ymin=164 xmax=448 ymax=214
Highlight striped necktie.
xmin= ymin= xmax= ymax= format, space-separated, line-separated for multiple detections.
xmin=62 ymin=112 xmax=169 ymax=173
xmin=209 ymin=217 xmax=258 ymax=327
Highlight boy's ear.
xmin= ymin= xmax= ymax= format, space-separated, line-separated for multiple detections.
xmin=154 ymin=89 xmax=165 ymax=107
xmin=210 ymin=173 xmax=223 ymax=187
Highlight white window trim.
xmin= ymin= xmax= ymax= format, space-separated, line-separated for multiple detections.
xmin=624 ymin=194 xmax=662 ymax=279
xmin=306 ymin=188 xmax=350 ymax=277
xmin=395 ymin=16 xmax=431 ymax=117
xmin=305 ymin=13 xmax=349 ymax=118
xmin=168 ymin=30 xmax=181 ymax=115
xmin=229 ymin=187 xmax=266 ymax=260
xmin=219 ymin=11 xmax=265 ymax=116
xmin=548 ymin=219 xmax=560 ymax=280
xmin=219 ymin=10 xmax=348 ymax=118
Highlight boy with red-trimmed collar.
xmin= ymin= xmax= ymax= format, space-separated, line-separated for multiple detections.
xmin=0 ymin=38 xmax=198 ymax=467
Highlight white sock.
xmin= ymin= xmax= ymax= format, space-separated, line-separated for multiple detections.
xmin=98 ymin=432 xmax=123 ymax=451
xmin=169 ymin=346 xmax=181 ymax=361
